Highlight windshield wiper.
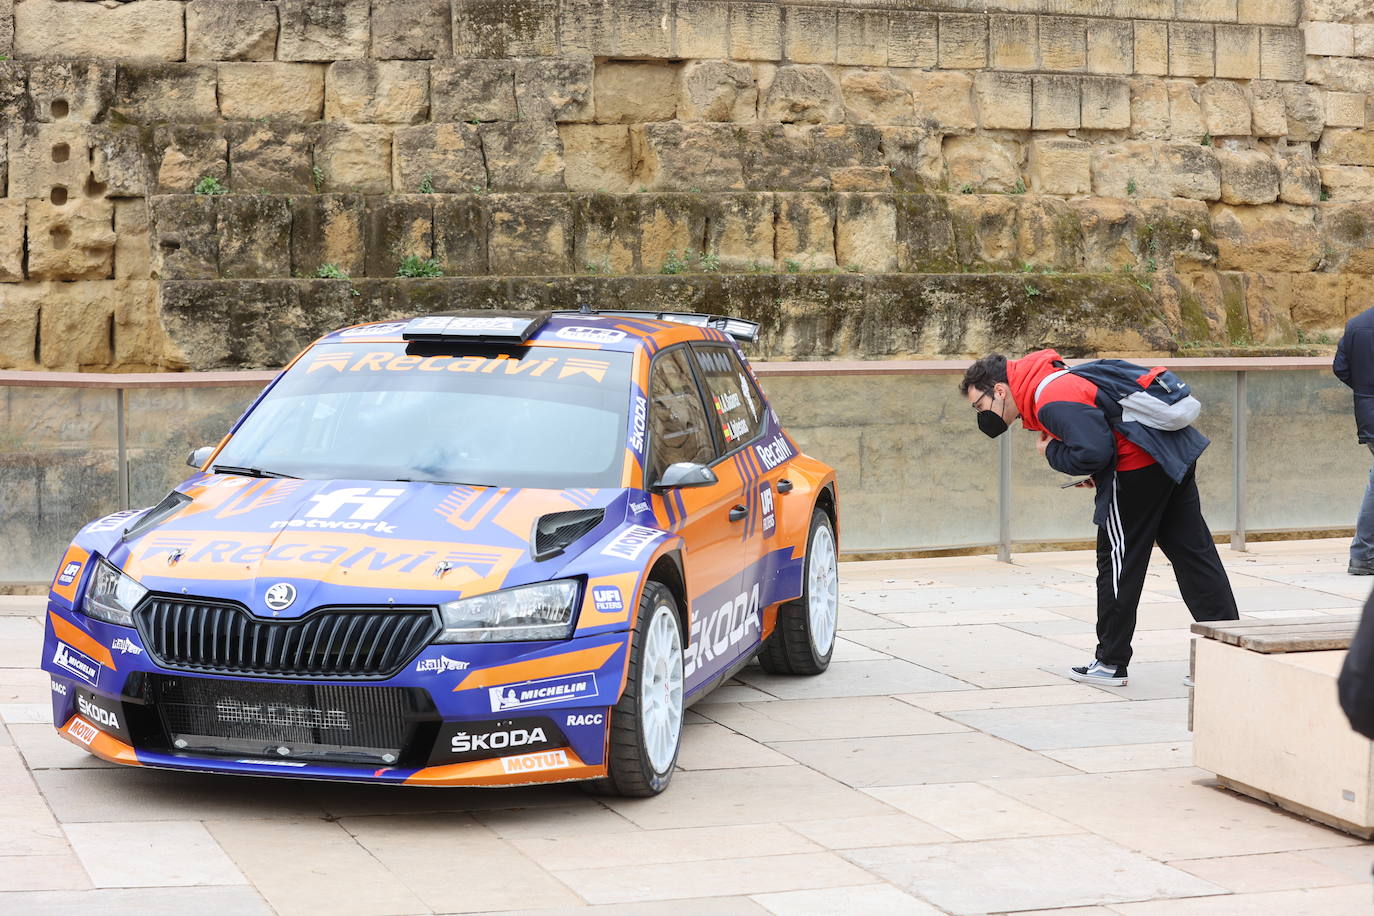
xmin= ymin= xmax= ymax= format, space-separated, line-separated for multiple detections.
xmin=393 ymin=478 xmax=495 ymax=488
xmin=210 ymin=465 xmax=297 ymax=479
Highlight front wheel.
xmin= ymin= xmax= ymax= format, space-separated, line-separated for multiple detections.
xmin=590 ymin=581 xmax=684 ymax=797
xmin=759 ymin=507 xmax=838 ymax=676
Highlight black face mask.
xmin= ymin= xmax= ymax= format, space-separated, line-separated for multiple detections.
xmin=976 ymin=388 xmax=1010 ymax=438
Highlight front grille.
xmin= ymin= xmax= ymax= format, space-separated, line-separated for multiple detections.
xmin=151 ymin=676 xmax=421 ymax=765
xmin=135 ymin=597 xmax=440 ymax=679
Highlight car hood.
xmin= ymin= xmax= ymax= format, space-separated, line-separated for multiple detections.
xmin=105 ymin=475 xmax=628 ymax=616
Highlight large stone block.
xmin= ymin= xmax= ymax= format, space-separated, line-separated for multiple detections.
xmin=1238 ymin=0 xmax=1299 ymax=26
xmin=150 ymin=196 xmax=218 ymax=280
xmin=278 ymin=0 xmax=371 ymax=61
xmin=114 ymin=199 xmax=150 ymax=280
xmin=1247 ymin=80 xmax=1288 ymax=137
xmin=1305 ymin=21 xmax=1354 ymax=57
xmin=454 ymin=0 xmax=557 ymax=56
xmin=675 ymin=0 xmax=728 ymax=59
xmin=434 ymin=195 xmax=487 ymax=276
xmin=1130 ymin=78 xmax=1169 ymax=138
xmin=1215 ymin=25 xmax=1261 ymax=79
xmin=948 ymin=194 xmax=1019 ymax=269
xmin=392 ymin=123 xmax=484 ymax=194
xmin=1327 ymin=91 xmax=1368 ymax=128
xmin=975 ymin=72 xmax=1031 ymax=130
xmin=479 ymin=121 xmax=565 ymax=191
xmin=91 ymin=125 xmax=146 ymax=197
xmin=514 ymin=58 xmax=595 ymax=123
xmin=1321 ymin=164 xmax=1374 ymax=201
xmin=27 ymin=198 xmax=114 ymax=281
xmin=219 ymin=63 xmax=326 ymax=121
xmin=0 ymin=198 xmax=22 ymax=281
xmin=36 ymin=280 xmax=115 ymax=369
xmin=229 ymin=124 xmax=315 ymax=194
xmin=908 ymin=71 xmax=974 ymax=130
xmin=741 ymin=124 xmax=827 ymax=191
xmin=1210 ymin=203 xmax=1321 ymax=271
xmin=611 ymin=0 xmax=673 ymax=58
xmin=187 ymin=0 xmax=279 ymax=61
xmin=1167 ymin=80 xmax=1206 ymax=141
xmin=835 ymin=194 xmax=896 ymax=272
xmin=1160 ymin=143 xmax=1221 ymax=200
xmin=15 ymin=0 xmax=185 ymax=61
xmin=1217 ymin=149 xmax=1280 ymax=204
xmin=1169 ymin=23 xmax=1215 ymax=77
xmin=774 ymin=193 xmax=835 ymax=271
xmin=1321 ymin=203 xmax=1374 ymax=274
xmin=1308 ymin=57 xmax=1374 ymax=94
xmin=154 ymin=125 xmax=227 ymax=194
xmin=894 ymin=194 xmax=956 ymax=271
xmin=1087 ymin=19 xmax=1132 ymax=75
xmin=1201 ymin=81 xmax=1252 ymax=135
xmin=841 ymin=69 xmax=916 ymax=126
xmin=365 ymin=195 xmax=434 ymax=278
xmin=1259 ymin=26 xmax=1305 ymax=81
xmin=1092 ymin=141 xmax=1165 ymax=199
xmin=944 ymin=135 xmax=1020 ymax=193
xmin=887 ymin=12 xmax=938 ymax=68
xmin=431 ymin=61 xmax=516 ymax=123
xmin=595 ymin=62 xmax=678 ymax=123
xmin=1071 ymin=198 xmax=1143 ymax=271
xmin=1283 ymin=83 xmax=1326 ymax=142
xmin=1278 ymin=151 xmax=1321 ymax=205
xmin=730 ymin=3 xmax=782 ymax=61
xmin=1134 ymin=21 xmax=1170 ymax=76
xmin=635 ymin=122 xmax=744 ymax=191
xmin=7 ymin=123 xmax=97 ymax=199
xmin=314 ymin=124 xmax=393 ymax=194
xmin=783 ymin=6 xmax=836 ymax=64
xmin=291 ymin=194 xmax=366 ymax=278
xmin=27 ymin=60 xmax=115 ymax=123
xmin=1039 ymin=16 xmax=1086 ymax=72
xmin=1032 ymin=75 xmax=1080 ymax=130
xmin=326 ymin=61 xmax=430 ymax=124
xmin=1029 ymin=139 xmax=1091 ymax=196
xmin=1321 ymin=128 xmax=1374 ymax=167
xmin=989 ymin=15 xmax=1037 ymax=71
xmin=762 ymin=65 xmax=842 ymax=124
xmin=216 ymin=196 xmax=291 ymax=279
xmin=1017 ymin=197 xmax=1084 ymax=271
xmin=679 ymin=61 xmax=757 ymax=122
xmin=115 ymin=65 xmax=219 ymax=124
xmin=938 ymin=13 xmax=986 ymax=69
xmin=573 ymin=194 xmax=641 ymax=275
xmin=160 ymin=280 xmax=314 ymax=370
xmin=837 ymin=10 xmax=888 ymax=67
xmin=372 ymin=0 xmax=450 ymax=59
xmin=560 ymin=124 xmax=633 ymax=192
xmin=1081 ymin=77 xmax=1130 ymax=130
xmin=487 ymin=194 xmax=573 ymax=275
xmin=702 ymin=193 xmax=773 ymax=271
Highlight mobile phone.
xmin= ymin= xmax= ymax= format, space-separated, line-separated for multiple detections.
xmin=1060 ymin=478 xmax=1091 ymax=488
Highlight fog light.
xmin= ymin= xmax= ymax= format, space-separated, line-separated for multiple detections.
xmin=173 ymin=738 xmax=188 ymax=749
xmin=382 ymin=753 xmax=397 ymax=764
xmin=276 ymin=746 xmax=291 ymax=756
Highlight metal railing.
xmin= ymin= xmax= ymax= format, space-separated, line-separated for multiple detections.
xmin=0 ymin=356 xmax=1355 ymax=584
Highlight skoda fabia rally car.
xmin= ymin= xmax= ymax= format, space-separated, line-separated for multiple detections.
xmin=42 ymin=310 xmax=839 ymax=796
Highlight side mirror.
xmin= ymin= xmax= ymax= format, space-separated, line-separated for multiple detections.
xmin=186 ymin=446 xmax=214 ymax=469
xmin=653 ymin=462 xmax=718 ymax=489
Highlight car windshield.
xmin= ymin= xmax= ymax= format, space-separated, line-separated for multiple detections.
xmin=213 ymin=343 xmax=632 ymax=489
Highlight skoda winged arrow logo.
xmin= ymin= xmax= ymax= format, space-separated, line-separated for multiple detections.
xmin=264 ymin=582 xmax=296 ymax=612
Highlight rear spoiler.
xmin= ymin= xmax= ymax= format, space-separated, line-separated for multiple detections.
xmin=564 ymin=310 xmax=760 ymax=343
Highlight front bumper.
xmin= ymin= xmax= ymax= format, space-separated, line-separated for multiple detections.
xmin=42 ymin=604 xmax=625 ymax=787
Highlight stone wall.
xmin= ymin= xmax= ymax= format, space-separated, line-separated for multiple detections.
xmin=0 ymin=0 xmax=1370 ymax=369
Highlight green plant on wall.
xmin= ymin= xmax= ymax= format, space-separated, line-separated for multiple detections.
xmin=194 ymin=175 xmax=226 ymax=195
xmin=397 ymin=255 xmax=444 ymax=278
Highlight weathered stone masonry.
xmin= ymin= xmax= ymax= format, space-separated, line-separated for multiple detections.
xmin=0 ymin=0 xmax=1371 ymax=369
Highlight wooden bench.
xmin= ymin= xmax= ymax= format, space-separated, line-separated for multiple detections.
xmin=1191 ymin=616 xmax=1369 ymax=838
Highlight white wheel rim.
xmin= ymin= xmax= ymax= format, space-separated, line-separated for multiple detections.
xmin=640 ymin=605 xmax=684 ymax=775
xmin=808 ymin=524 xmax=839 ymax=656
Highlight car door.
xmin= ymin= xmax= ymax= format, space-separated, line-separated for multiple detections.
xmin=644 ymin=346 xmax=749 ymax=693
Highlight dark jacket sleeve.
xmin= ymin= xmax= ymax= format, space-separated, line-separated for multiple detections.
xmin=1335 ymin=327 xmax=1353 ymax=387
xmin=1037 ymin=401 xmax=1117 ymax=476
xmin=1339 ymin=589 xmax=1374 ymax=739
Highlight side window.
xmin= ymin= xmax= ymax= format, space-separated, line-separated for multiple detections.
xmin=646 ymin=348 xmax=716 ymax=484
xmin=692 ymin=345 xmax=764 ymax=452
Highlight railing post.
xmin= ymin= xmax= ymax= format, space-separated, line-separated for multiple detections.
xmin=115 ymin=387 xmax=130 ymax=511
xmin=1231 ymin=370 xmax=1247 ymax=551
xmin=997 ymin=429 xmax=1012 ymax=563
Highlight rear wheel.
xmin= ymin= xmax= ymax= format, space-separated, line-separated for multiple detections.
xmin=590 ymin=581 xmax=684 ymax=797
xmin=759 ymin=508 xmax=838 ymax=676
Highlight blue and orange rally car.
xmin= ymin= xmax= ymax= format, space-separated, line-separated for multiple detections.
xmin=42 ymin=310 xmax=839 ymax=796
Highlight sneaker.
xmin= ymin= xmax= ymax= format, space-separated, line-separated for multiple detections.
xmin=1068 ymin=660 xmax=1128 ymax=686
xmin=1350 ymin=562 xmax=1374 ymax=576
xmin=1183 ymin=674 xmax=1195 ymax=687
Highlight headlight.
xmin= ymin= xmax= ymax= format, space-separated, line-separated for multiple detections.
xmin=436 ymin=580 xmax=580 ymax=643
xmin=82 ymin=558 xmax=147 ymax=627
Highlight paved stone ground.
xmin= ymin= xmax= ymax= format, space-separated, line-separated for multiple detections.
xmin=2 ymin=539 xmax=1373 ymax=915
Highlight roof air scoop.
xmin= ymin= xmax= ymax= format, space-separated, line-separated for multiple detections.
xmin=532 ymin=509 xmax=605 ymax=562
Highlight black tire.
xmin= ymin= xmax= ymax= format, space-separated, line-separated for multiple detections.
xmin=586 ymin=581 xmax=684 ymax=797
xmin=759 ymin=508 xmax=837 ymax=676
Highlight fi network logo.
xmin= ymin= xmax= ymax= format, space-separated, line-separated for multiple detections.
xmin=305 ymin=488 xmax=403 ymax=521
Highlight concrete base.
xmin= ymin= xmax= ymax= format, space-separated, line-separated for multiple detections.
xmin=1193 ymin=638 xmax=1374 ymax=838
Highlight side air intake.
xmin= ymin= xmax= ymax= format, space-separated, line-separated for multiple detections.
xmin=532 ymin=509 xmax=605 ymax=561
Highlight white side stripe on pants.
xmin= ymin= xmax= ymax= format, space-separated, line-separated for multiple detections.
xmin=1106 ymin=473 xmax=1124 ymax=598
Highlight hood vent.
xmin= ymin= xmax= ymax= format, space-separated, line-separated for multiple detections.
xmin=532 ymin=509 xmax=605 ymax=562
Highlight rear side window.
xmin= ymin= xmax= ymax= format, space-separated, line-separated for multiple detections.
xmin=692 ymin=345 xmax=764 ymax=451
xmin=646 ymin=347 xmax=716 ymax=484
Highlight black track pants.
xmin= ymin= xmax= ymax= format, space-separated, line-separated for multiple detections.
xmin=1094 ymin=462 xmax=1239 ymax=668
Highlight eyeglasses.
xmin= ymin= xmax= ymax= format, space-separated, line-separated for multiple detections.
xmin=971 ymin=388 xmax=996 ymax=411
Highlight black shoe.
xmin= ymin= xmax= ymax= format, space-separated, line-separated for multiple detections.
xmin=1349 ymin=562 xmax=1374 ymax=576
xmin=1067 ymin=660 xmax=1128 ymax=686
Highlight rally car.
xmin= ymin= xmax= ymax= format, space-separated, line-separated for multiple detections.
xmin=42 ymin=310 xmax=839 ymax=796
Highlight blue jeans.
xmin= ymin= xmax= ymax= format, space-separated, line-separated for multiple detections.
xmin=1354 ymin=444 xmax=1374 ymax=566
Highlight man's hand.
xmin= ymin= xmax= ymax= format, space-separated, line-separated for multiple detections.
xmin=1037 ymin=431 xmax=1052 ymax=458
xmin=1074 ymin=478 xmax=1096 ymax=489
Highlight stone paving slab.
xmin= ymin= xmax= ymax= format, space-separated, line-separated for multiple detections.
xmin=1 ymin=540 xmax=1371 ymax=913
